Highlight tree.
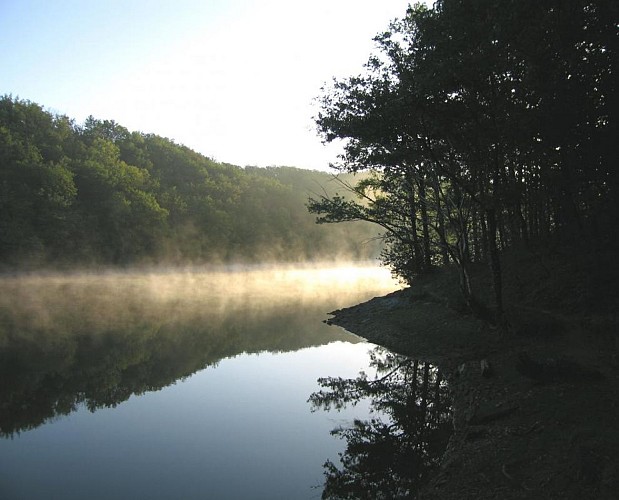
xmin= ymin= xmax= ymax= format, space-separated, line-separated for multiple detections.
xmin=0 ymin=97 xmax=77 ymax=264
xmin=70 ymin=136 xmax=168 ymax=262
xmin=311 ymin=0 xmax=617 ymax=320
xmin=1 ymin=95 xmax=383 ymax=266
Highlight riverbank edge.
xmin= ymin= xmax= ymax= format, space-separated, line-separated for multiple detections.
xmin=326 ymin=285 xmax=619 ymax=499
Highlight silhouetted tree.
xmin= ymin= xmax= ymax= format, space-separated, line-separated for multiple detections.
xmin=311 ymin=0 xmax=617 ymax=318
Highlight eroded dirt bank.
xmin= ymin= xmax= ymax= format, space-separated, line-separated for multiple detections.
xmin=327 ymin=287 xmax=619 ymax=499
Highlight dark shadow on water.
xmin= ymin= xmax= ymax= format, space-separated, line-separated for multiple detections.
xmin=309 ymin=347 xmax=453 ymax=499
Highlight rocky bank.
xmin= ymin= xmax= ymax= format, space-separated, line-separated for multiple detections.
xmin=327 ymin=285 xmax=619 ymax=499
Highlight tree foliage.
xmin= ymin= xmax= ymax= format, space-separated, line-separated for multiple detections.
xmin=0 ymin=96 xmax=380 ymax=268
xmin=309 ymin=0 xmax=617 ymax=317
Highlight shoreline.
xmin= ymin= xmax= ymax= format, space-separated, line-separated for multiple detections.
xmin=327 ymin=288 xmax=619 ymax=499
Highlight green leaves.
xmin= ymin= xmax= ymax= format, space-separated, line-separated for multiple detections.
xmin=0 ymin=96 xmax=381 ymax=268
xmin=0 ymin=118 xmax=78 ymax=263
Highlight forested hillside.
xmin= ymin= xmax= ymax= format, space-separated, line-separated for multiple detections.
xmin=310 ymin=0 xmax=617 ymax=319
xmin=0 ymin=96 xmax=379 ymax=269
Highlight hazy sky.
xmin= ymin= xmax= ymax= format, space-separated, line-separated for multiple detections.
xmin=1 ymin=0 xmax=414 ymax=170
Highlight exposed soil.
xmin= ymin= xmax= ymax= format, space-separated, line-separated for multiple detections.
xmin=327 ymin=248 xmax=619 ymax=499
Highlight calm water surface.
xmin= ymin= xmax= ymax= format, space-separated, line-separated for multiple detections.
xmin=0 ymin=264 xmax=408 ymax=499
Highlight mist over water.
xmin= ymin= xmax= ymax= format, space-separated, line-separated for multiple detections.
xmin=0 ymin=262 xmax=400 ymax=499
xmin=0 ymin=262 xmax=397 ymax=335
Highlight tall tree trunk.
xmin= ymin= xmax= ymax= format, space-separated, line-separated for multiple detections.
xmin=472 ymin=205 xmax=481 ymax=262
xmin=558 ymin=150 xmax=583 ymax=238
xmin=478 ymin=179 xmax=489 ymax=260
xmin=432 ymin=175 xmax=450 ymax=265
xmin=458 ymin=258 xmax=474 ymax=310
xmin=420 ymin=363 xmax=430 ymax=421
xmin=486 ymin=207 xmax=504 ymax=318
xmin=406 ymin=176 xmax=423 ymax=275
xmin=432 ymin=369 xmax=443 ymax=424
xmin=418 ymin=175 xmax=432 ymax=270
xmin=497 ymin=209 xmax=506 ymax=250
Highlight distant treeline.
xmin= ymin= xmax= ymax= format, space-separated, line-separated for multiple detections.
xmin=0 ymin=96 xmax=379 ymax=269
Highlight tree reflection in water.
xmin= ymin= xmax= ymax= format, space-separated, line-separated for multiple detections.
xmin=309 ymin=347 xmax=452 ymax=499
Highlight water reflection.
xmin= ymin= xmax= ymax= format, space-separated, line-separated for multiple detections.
xmin=0 ymin=265 xmax=397 ymax=437
xmin=309 ymin=347 xmax=453 ymax=499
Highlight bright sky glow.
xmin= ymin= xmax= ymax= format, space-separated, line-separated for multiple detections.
xmin=0 ymin=0 xmax=415 ymax=170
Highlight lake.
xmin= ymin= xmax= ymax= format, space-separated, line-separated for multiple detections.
xmin=0 ymin=264 xmax=452 ymax=499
